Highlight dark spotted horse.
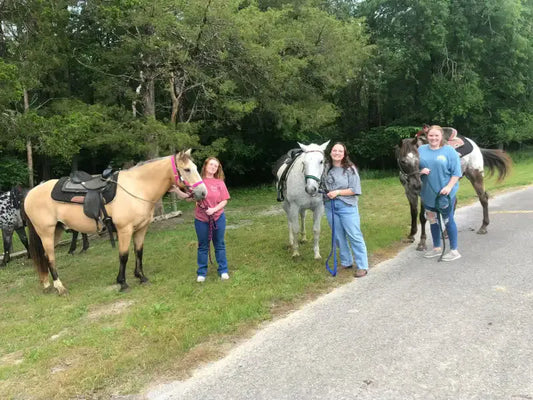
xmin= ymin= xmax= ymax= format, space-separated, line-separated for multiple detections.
xmin=396 ymin=126 xmax=512 ymax=251
xmin=23 ymin=150 xmax=207 ymax=295
xmin=0 ymin=186 xmax=30 ymax=266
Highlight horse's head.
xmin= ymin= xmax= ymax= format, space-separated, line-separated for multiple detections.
xmin=396 ymin=137 xmax=422 ymax=190
xmin=174 ymin=150 xmax=207 ymax=200
xmin=298 ymin=140 xmax=330 ymax=196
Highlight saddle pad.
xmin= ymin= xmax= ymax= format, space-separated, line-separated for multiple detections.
xmin=451 ymin=135 xmax=474 ymax=158
xmin=51 ymin=172 xmax=119 ymax=204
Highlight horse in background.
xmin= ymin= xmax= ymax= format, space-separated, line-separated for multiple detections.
xmin=23 ymin=150 xmax=207 ymax=294
xmin=396 ymin=127 xmax=512 ymax=250
xmin=274 ymin=141 xmax=329 ymax=259
xmin=0 ymin=186 xmax=30 ymax=266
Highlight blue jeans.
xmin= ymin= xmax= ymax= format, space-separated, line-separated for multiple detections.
xmin=325 ymin=200 xmax=369 ymax=270
xmin=195 ymin=213 xmax=228 ymax=277
xmin=425 ymin=196 xmax=458 ymax=250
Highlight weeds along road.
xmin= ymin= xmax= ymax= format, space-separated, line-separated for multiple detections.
xmin=147 ymin=186 xmax=533 ymax=400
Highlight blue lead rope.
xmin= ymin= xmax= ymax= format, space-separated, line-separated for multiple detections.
xmin=325 ymin=199 xmax=338 ymax=276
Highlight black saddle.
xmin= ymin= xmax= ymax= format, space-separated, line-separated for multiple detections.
xmin=51 ymin=170 xmax=119 ymax=247
xmin=274 ymin=149 xmax=303 ymax=202
xmin=454 ymin=135 xmax=474 ymax=158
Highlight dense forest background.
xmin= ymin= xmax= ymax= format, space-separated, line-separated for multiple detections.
xmin=1 ymin=0 xmax=532 ymax=188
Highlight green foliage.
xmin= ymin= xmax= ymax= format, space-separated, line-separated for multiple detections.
xmin=0 ymin=156 xmax=28 ymax=189
xmin=349 ymin=125 xmax=419 ymax=169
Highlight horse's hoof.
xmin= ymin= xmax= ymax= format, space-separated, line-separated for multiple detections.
xmin=403 ymin=237 xmax=415 ymax=243
xmin=477 ymin=228 xmax=488 ymax=235
xmin=57 ymin=288 xmax=69 ymax=296
xmin=299 ymin=238 xmax=308 ymax=244
xmin=120 ymin=283 xmax=130 ymax=292
xmin=314 ymin=255 xmax=322 ymax=260
xmin=140 ymin=277 xmax=150 ymax=284
xmin=291 ymin=252 xmax=300 ymax=258
xmin=42 ymin=286 xmax=54 ymax=294
xmin=416 ymin=244 xmax=427 ymax=251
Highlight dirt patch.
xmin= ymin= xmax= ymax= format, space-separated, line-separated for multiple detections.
xmin=0 ymin=350 xmax=23 ymax=366
xmin=87 ymin=300 xmax=135 ymax=321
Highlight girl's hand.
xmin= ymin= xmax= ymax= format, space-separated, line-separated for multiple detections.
xmin=327 ymin=190 xmax=340 ymax=199
xmin=420 ymin=168 xmax=430 ymax=175
xmin=440 ymin=185 xmax=452 ymax=195
xmin=205 ymin=207 xmax=216 ymax=216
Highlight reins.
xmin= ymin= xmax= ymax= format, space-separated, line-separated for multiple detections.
xmin=324 ymin=198 xmax=338 ymax=276
xmin=423 ymin=176 xmax=451 ymax=262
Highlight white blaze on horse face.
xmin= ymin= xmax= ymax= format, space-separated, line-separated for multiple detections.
xmin=302 ymin=144 xmax=326 ymax=196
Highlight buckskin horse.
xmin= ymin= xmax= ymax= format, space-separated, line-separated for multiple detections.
xmin=23 ymin=150 xmax=207 ymax=294
xmin=396 ymin=127 xmax=512 ymax=250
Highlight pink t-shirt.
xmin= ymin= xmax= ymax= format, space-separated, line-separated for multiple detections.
xmin=194 ymin=178 xmax=230 ymax=222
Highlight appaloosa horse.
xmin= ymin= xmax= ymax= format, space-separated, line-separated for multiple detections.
xmin=396 ymin=127 xmax=512 ymax=250
xmin=274 ymin=141 xmax=329 ymax=259
xmin=0 ymin=186 xmax=29 ymax=266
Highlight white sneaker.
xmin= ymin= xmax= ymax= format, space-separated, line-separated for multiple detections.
xmin=441 ymin=250 xmax=461 ymax=262
xmin=220 ymin=272 xmax=230 ymax=280
xmin=424 ymin=248 xmax=442 ymax=258
xmin=196 ymin=275 xmax=206 ymax=283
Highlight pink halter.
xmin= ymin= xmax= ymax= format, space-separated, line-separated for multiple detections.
xmin=171 ymin=155 xmax=204 ymax=191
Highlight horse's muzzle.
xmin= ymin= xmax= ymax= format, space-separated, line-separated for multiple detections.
xmin=192 ymin=186 xmax=208 ymax=200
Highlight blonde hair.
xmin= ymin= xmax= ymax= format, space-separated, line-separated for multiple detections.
xmin=201 ymin=157 xmax=225 ymax=180
xmin=428 ymin=125 xmax=446 ymax=147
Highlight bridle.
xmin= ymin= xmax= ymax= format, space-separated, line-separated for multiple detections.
xmin=396 ymin=156 xmax=421 ymax=181
xmin=302 ymin=150 xmax=326 ymax=192
xmin=171 ymin=154 xmax=204 ymax=194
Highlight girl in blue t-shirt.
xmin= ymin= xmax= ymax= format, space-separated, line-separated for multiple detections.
xmin=419 ymin=125 xmax=462 ymax=261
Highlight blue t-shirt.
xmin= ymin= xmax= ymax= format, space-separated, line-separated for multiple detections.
xmin=419 ymin=144 xmax=462 ymax=208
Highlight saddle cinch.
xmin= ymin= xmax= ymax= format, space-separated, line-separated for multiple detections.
xmin=51 ymin=168 xmax=118 ymax=247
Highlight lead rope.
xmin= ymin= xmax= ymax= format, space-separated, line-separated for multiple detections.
xmin=198 ymin=200 xmax=216 ymax=265
xmin=423 ymin=175 xmax=451 ymax=262
xmin=325 ymin=198 xmax=338 ymax=276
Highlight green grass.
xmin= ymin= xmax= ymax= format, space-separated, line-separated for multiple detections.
xmin=1 ymin=150 xmax=532 ymax=399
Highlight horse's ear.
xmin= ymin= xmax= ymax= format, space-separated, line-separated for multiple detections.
xmin=319 ymin=140 xmax=330 ymax=152
xmin=184 ymin=149 xmax=192 ymax=157
xmin=298 ymin=142 xmax=308 ymax=152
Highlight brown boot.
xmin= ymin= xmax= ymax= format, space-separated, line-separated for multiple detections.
xmin=354 ymin=269 xmax=368 ymax=278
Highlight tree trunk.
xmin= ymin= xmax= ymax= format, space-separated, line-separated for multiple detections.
xmin=23 ymin=88 xmax=34 ymax=188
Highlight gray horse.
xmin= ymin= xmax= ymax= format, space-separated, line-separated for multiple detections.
xmin=275 ymin=141 xmax=329 ymax=259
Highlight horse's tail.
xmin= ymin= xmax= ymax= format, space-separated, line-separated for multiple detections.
xmin=21 ymin=201 xmax=51 ymax=277
xmin=480 ymin=148 xmax=512 ymax=182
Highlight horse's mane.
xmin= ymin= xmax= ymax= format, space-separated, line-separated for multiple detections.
xmin=130 ymin=152 xmax=192 ymax=169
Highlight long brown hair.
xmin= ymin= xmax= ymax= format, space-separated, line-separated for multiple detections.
xmin=327 ymin=142 xmax=356 ymax=171
xmin=201 ymin=157 xmax=225 ymax=180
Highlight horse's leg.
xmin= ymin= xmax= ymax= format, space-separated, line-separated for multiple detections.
xmin=1 ymin=227 xmax=14 ymax=266
xmin=417 ymin=199 xmax=427 ymax=251
xmin=15 ymin=226 xmax=30 ymax=258
xmin=133 ymin=226 xmax=149 ymax=284
xmin=312 ymin=204 xmax=323 ymax=260
xmin=299 ymin=208 xmax=307 ymax=243
xmin=36 ymin=225 xmax=67 ymax=295
xmin=116 ymin=227 xmax=133 ymax=292
xmin=81 ymin=233 xmax=90 ymax=252
xmin=68 ymin=231 xmax=78 ymax=254
xmin=285 ymin=203 xmax=300 ymax=258
xmin=466 ymin=169 xmax=489 ymax=234
xmin=405 ymin=190 xmax=418 ymax=243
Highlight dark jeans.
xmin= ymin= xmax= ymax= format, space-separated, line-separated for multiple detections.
xmin=195 ymin=213 xmax=228 ymax=277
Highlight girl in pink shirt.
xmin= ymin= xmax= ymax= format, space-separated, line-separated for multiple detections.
xmin=194 ymin=157 xmax=230 ymax=282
